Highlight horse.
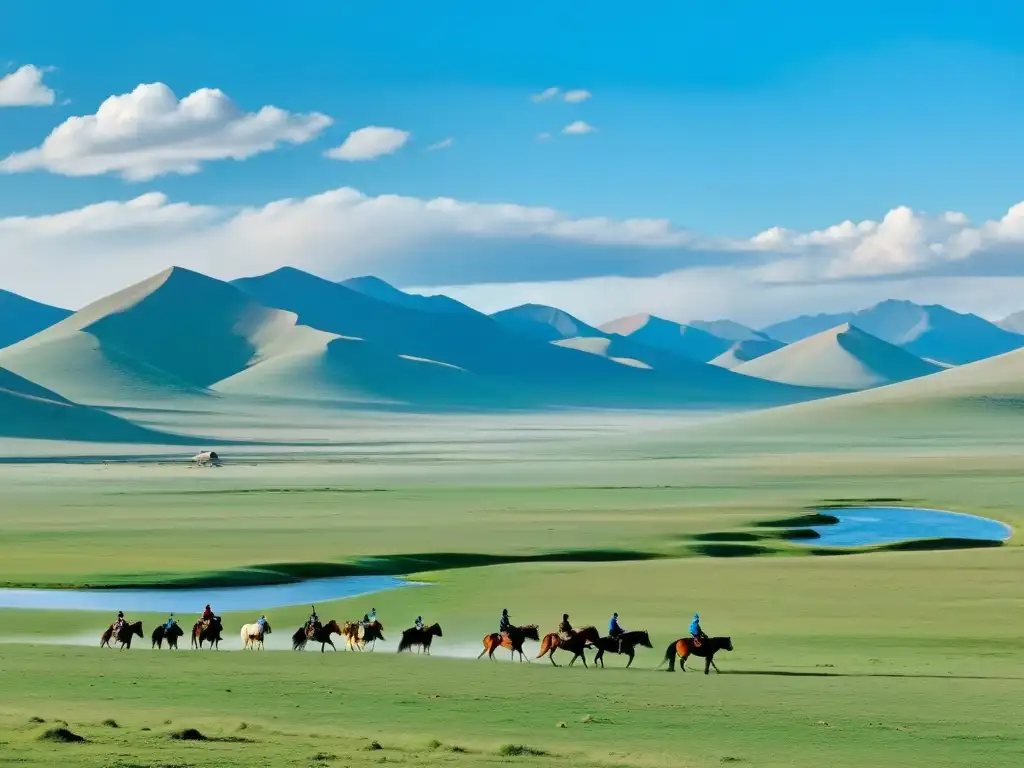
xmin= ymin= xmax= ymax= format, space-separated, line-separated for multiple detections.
xmin=192 ymin=450 xmax=220 ymax=467
xmin=151 ymin=622 xmax=184 ymax=649
xmin=100 ymin=621 xmax=143 ymax=650
xmin=592 ymin=630 xmax=653 ymax=669
xmin=240 ymin=621 xmax=272 ymax=650
xmin=342 ymin=620 xmax=385 ymax=651
xmin=191 ymin=617 xmax=223 ymax=650
xmin=478 ymin=624 xmax=540 ymax=662
xmin=291 ymin=620 xmax=342 ymax=652
xmin=659 ymin=636 xmax=734 ymax=674
xmin=397 ymin=623 xmax=443 ymax=654
xmin=536 ymin=626 xmax=600 ymax=667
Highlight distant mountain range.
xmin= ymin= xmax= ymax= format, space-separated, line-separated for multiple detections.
xmin=760 ymin=299 xmax=1024 ymax=365
xmin=2 ymin=268 xmax=1024 ymax=445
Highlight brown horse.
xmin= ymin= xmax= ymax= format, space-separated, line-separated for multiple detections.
xmin=536 ymin=626 xmax=600 ymax=667
xmin=151 ymin=622 xmax=184 ymax=649
xmin=342 ymin=620 xmax=385 ymax=651
xmin=478 ymin=624 xmax=540 ymax=662
xmin=291 ymin=620 xmax=342 ymax=652
xmin=191 ymin=617 xmax=223 ymax=650
xmin=659 ymin=636 xmax=733 ymax=674
xmin=397 ymin=623 xmax=443 ymax=654
xmin=100 ymin=621 xmax=143 ymax=650
xmin=592 ymin=630 xmax=653 ymax=669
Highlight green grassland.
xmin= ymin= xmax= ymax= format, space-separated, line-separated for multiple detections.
xmin=1 ymin=438 xmax=1023 ymax=767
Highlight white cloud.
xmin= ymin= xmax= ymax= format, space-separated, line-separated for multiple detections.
xmin=562 ymin=120 xmax=597 ymax=135
xmin=426 ymin=137 xmax=453 ymax=151
xmin=0 ymin=65 xmax=56 ymax=107
xmin=563 ymin=89 xmax=592 ymax=103
xmin=531 ymin=87 xmax=560 ymax=102
xmin=5 ymin=186 xmax=1024 ymax=324
xmin=0 ymin=82 xmax=331 ymax=180
xmin=325 ymin=126 xmax=410 ymax=161
xmin=536 ymin=132 xmax=552 ymax=141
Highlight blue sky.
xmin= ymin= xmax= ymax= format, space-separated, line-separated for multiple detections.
xmin=3 ymin=1 xmax=1024 ymax=323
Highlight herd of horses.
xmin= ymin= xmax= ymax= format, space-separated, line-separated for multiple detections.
xmin=99 ymin=617 xmax=734 ymax=673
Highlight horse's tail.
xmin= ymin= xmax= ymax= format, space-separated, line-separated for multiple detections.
xmin=291 ymin=627 xmax=308 ymax=651
xmin=657 ymin=640 xmax=677 ymax=671
xmin=537 ymin=634 xmax=553 ymax=658
xmin=397 ymin=631 xmax=412 ymax=653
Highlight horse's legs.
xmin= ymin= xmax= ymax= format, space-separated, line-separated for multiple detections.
xmin=594 ymin=649 xmax=604 ymax=668
xmin=626 ymin=650 xmax=635 ymax=669
xmin=704 ymin=657 xmax=712 ymax=675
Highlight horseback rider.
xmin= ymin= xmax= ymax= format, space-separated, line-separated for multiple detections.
xmin=201 ymin=604 xmax=215 ymax=628
xmin=113 ymin=610 xmax=127 ymax=636
xmin=690 ymin=612 xmax=706 ymax=647
xmin=360 ymin=613 xmax=370 ymax=628
xmin=163 ymin=614 xmax=176 ymax=632
xmin=609 ymin=612 xmax=625 ymax=652
xmin=256 ymin=614 xmax=268 ymax=632
xmin=415 ymin=616 xmax=425 ymax=631
xmin=307 ymin=606 xmax=320 ymax=630
xmin=368 ymin=607 xmax=377 ymax=624
xmin=499 ymin=608 xmax=511 ymax=636
xmin=558 ymin=613 xmax=573 ymax=641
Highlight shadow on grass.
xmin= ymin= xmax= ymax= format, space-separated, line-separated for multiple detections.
xmin=689 ymin=543 xmax=776 ymax=558
xmin=38 ymin=549 xmax=665 ymax=591
xmin=807 ymin=538 xmax=1004 ymax=556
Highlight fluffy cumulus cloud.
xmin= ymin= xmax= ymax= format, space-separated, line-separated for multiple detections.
xmin=562 ymin=89 xmax=592 ymax=104
xmin=562 ymin=120 xmax=597 ymax=135
xmin=0 ymin=65 xmax=56 ymax=107
xmin=0 ymin=83 xmax=331 ymax=180
xmin=325 ymin=126 xmax=411 ymax=161
xmin=5 ymin=187 xmax=1024 ymax=324
xmin=531 ymin=86 xmax=560 ymax=102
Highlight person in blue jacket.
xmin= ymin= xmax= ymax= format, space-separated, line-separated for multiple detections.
xmin=608 ymin=612 xmax=625 ymax=652
xmin=690 ymin=612 xmax=706 ymax=646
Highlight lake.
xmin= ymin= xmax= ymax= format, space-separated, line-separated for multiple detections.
xmin=0 ymin=575 xmax=422 ymax=612
xmin=795 ymin=506 xmax=1013 ymax=548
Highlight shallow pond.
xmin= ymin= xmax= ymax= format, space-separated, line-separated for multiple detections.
xmin=795 ymin=506 xmax=1012 ymax=548
xmin=0 ymin=575 xmax=421 ymax=612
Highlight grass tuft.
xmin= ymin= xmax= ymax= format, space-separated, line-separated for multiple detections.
xmin=38 ymin=727 xmax=86 ymax=743
xmin=498 ymin=744 xmax=548 ymax=757
xmin=169 ymin=727 xmax=206 ymax=741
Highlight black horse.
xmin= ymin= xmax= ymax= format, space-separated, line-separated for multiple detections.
xmin=397 ymin=623 xmax=444 ymax=654
xmin=659 ymin=636 xmax=733 ymax=674
xmin=291 ymin=620 xmax=342 ymax=652
xmin=151 ymin=622 xmax=184 ymax=649
xmin=592 ymin=630 xmax=653 ymax=668
xmin=192 ymin=616 xmax=223 ymax=650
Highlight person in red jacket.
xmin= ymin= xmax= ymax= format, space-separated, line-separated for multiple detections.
xmin=200 ymin=604 xmax=215 ymax=627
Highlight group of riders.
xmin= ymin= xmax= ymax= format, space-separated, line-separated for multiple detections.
xmin=113 ymin=604 xmax=708 ymax=648
xmin=511 ymin=608 xmax=708 ymax=647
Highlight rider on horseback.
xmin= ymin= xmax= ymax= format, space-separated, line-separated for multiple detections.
xmin=201 ymin=604 xmax=215 ymax=628
xmin=113 ymin=610 xmax=126 ymax=636
xmin=558 ymin=613 xmax=573 ymax=641
xmin=690 ymin=612 xmax=707 ymax=647
xmin=163 ymin=614 xmax=176 ymax=632
xmin=368 ymin=607 xmax=377 ymax=624
xmin=257 ymin=614 xmax=268 ymax=632
xmin=499 ymin=608 xmax=511 ymax=637
xmin=415 ymin=615 xmax=424 ymax=631
xmin=307 ymin=605 xmax=320 ymax=630
xmin=609 ymin=612 xmax=625 ymax=652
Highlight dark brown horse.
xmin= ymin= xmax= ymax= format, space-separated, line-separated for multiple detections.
xmin=397 ymin=623 xmax=443 ymax=654
xmin=191 ymin=617 xmax=223 ymax=650
xmin=342 ymin=620 xmax=385 ymax=651
xmin=478 ymin=624 xmax=540 ymax=662
xmin=291 ymin=620 xmax=342 ymax=652
xmin=659 ymin=636 xmax=733 ymax=674
xmin=592 ymin=630 xmax=653 ymax=668
xmin=536 ymin=626 xmax=600 ymax=667
xmin=151 ymin=622 xmax=184 ymax=649
xmin=100 ymin=621 xmax=143 ymax=650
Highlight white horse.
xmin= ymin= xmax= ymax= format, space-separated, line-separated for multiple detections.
xmin=192 ymin=450 xmax=221 ymax=467
xmin=240 ymin=621 xmax=271 ymax=650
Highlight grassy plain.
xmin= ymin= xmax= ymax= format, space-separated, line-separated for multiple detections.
xmin=1 ymin=417 xmax=1023 ymax=767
